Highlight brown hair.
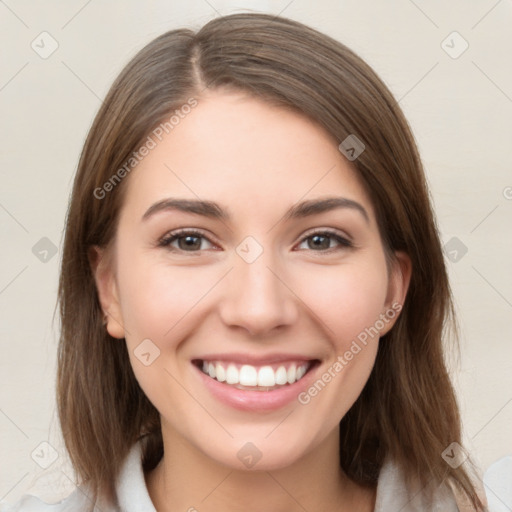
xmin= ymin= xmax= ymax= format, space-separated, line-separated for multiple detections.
xmin=58 ymin=12 xmax=485 ymax=509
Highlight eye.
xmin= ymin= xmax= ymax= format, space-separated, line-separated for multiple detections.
xmin=158 ymin=228 xmax=353 ymax=254
xmin=295 ymin=230 xmax=353 ymax=252
xmin=158 ymin=229 xmax=216 ymax=252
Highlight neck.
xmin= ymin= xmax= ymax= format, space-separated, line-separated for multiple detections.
xmin=145 ymin=426 xmax=375 ymax=512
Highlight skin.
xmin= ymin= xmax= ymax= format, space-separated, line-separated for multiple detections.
xmin=92 ymin=90 xmax=411 ymax=511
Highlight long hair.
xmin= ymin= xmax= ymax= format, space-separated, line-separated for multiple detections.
xmin=57 ymin=12 xmax=484 ymax=509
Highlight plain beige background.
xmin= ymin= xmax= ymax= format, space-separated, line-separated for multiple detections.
xmin=1 ymin=0 xmax=511 ymax=504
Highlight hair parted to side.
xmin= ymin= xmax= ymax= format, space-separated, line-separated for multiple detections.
xmin=58 ymin=12 xmax=485 ymax=509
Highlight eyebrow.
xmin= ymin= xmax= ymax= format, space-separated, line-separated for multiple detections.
xmin=142 ymin=196 xmax=369 ymax=224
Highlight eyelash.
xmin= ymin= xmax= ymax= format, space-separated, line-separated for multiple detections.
xmin=157 ymin=228 xmax=354 ymax=254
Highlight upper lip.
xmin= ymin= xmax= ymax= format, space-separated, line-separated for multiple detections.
xmin=193 ymin=353 xmax=318 ymax=365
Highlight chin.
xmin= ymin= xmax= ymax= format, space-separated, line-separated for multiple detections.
xmin=193 ymin=427 xmax=320 ymax=472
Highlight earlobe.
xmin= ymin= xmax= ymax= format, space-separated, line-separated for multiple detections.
xmin=380 ymin=251 xmax=412 ymax=336
xmin=88 ymin=246 xmax=125 ymax=339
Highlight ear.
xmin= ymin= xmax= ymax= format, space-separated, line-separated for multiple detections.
xmin=379 ymin=251 xmax=412 ymax=337
xmin=88 ymin=245 xmax=125 ymax=339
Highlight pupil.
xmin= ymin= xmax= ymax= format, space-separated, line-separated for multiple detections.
xmin=310 ymin=235 xmax=329 ymax=250
xmin=180 ymin=236 xmax=200 ymax=250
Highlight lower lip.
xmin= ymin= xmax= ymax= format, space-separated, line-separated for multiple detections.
xmin=193 ymin=363 xmax=318 ymax=412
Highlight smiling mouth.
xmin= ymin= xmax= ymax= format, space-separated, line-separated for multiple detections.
xmin=192 ymin=359 xmax=318 ymax=392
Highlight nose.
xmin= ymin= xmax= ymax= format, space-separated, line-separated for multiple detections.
xmin=218 ymin=249 xmax=299 ymax=337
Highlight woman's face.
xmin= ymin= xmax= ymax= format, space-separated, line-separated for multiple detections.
xmin=94 ymin=90 xmax=410 ymax=471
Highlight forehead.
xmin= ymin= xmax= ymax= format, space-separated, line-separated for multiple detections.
xmin=121 ymin=90 xmax=375 ymax=222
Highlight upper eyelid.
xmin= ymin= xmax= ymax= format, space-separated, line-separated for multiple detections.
xmin=159 ymin=228 xmax=218 ymax=246
xmin=300 ymin=226 xmax=352 ymax=242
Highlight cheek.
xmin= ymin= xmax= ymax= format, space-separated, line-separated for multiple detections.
xmin=292 ymin=261 xmax=388 ymax=426
xmin=115 ymin=254 xmax=213 ymax=406
xmin=117 ymin=245 xmax=389 ymax=354
xmin=116 ymin=252 xmax=213 ymax=344
xmin=295 ymin=259 xmax=389 ymax=349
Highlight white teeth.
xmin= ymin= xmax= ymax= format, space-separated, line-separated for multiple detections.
xmin=239 ymin=365 xmax=258 ymax=386
xmin=257 ymin=366 xmax=275 ymax=387
xmin=226 ymin=364 xmax=239 ymax=385
xmin=215 ymin=363 xmax=226 ymax=382
xmin=275 ymin=366 xmax=288 ymax=385
xmin=287 ymin=365 xmax=296 ymax=384
xmin=199 ymin=360 xmax=311 ymax=388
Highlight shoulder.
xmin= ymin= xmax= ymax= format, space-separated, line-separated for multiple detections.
xmin=0 ymin=441 xmax=154 ymax=512
xmin=376 ymin=455 xmax=512 ymax=511
xmin=484 ymin=455 xmax=512 ymax=511
xmin=375 ymin=458 xmax=459 ymax=511
xmin=0 ymin=486 xmax=106 ymax=512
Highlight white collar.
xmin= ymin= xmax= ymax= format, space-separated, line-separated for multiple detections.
xmin=115 ymin=441 xmax=157 ymax=512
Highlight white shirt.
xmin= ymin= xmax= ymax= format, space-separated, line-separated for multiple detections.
xmin=1 ymin=442 xmax=509 ymax=511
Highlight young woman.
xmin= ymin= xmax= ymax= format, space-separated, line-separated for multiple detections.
xmin=2 ymin=12 xmax=489 ymax=511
